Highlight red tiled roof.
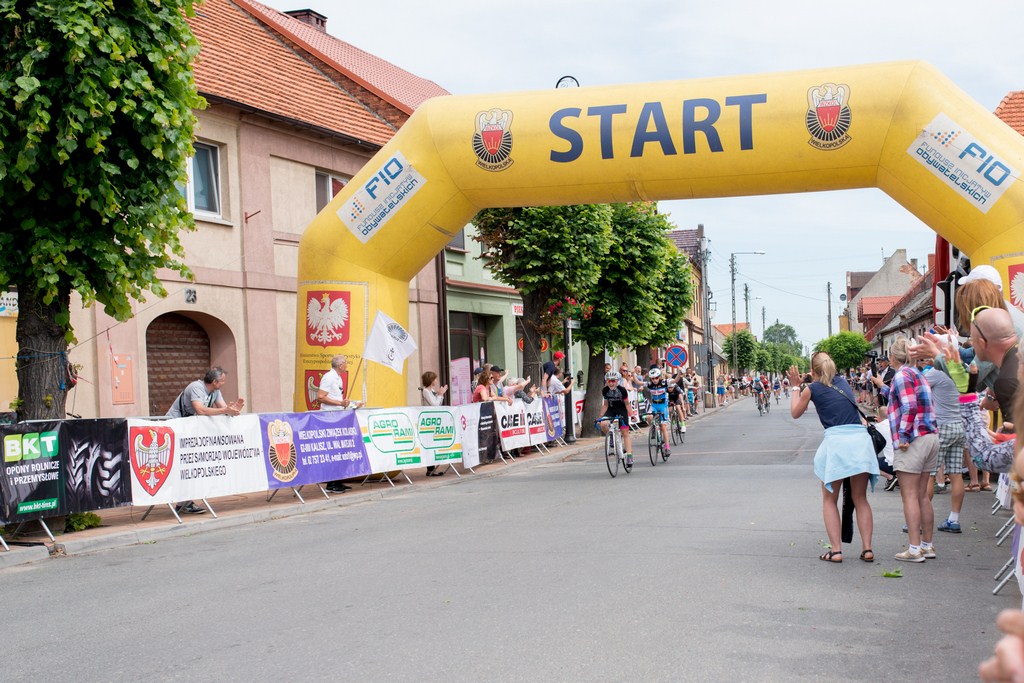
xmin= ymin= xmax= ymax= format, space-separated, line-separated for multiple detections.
xmin=714 ymin=323 xmax=750 ymax=336
xmin=237 ymin=0 xmax=451 ymax=114
xmin=188 ymin=0 xmax=396 ymax=146
xmin=865 ymin=271 xmax=933 ymax=341
xmin=667 ymin=228 xmax=700 ymax=259
xmin=858 ymin=296 xmax=902 ymax=318
xmin=995 ymin=91 xmax=1024 ymax=135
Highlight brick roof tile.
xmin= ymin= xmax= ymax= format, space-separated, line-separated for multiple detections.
xmin=188 ymin=0 xmax=396 ymax=146
xmin=995 ymin=91 xmax=1024 ymax=135
xmin=237 ymin=0 xmax=450 ymax=113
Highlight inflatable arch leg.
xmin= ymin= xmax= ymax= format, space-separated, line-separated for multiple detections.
xmin=294 ymin=60 xmax=1024 ymax=410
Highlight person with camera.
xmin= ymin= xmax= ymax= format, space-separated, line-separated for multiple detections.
xmin=787 ymin=353 xmax=877 ymax=563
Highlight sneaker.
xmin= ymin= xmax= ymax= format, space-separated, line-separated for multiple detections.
xmin=937 ymin=520 xmax=962 ymax=534
xmin=326 ymin=483 xmax=351 ymax=493
xmin=934 ymin=483 xmax=948 ymax=494
xmin=902 ymin=524 xmax=908 ymax=533
xmin=895 ymin=548 xmax=926 ymax=563
xmin=176 ymin=501 xmax=206 ymax=515
xmin=884 ymin=476 xmax=899 ymax=492
xmin=662 ymin=446 xmax=671 ymax=457
xmin=920 ymin=546 xmax=937 ymax=559
xmin=625 ymin=453 xmax=633 ymax=466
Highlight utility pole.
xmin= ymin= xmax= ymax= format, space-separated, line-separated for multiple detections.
xmin=744 ymin=283 xmax=751 ymax=331
xmin=826 ymin=281 xmax=833 ymax=336
xmin=700 ymin=228 xmax=713 ymax=399
xmin=762 ymin=306 xmax=766 ymax=339
xmin=730 ymin=253 xmax=737 ymax=374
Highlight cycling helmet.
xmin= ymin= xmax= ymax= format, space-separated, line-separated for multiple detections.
xmin=648 ymin=368 xmax=662 ymax=379
xmin=605 ymin=371 xmax=622 ymax=382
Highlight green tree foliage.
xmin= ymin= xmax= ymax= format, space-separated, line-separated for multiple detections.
xmin=0 ymin=1 xmax=204 ymax=419
xmin=817 ymin=331 xmax=872 ymax=371
xmin=577 ymin=203 xmax=676 ymax=433
xmin=474 ymin=205 xmax=613 ymax=385
xmin=722 ymin=330 xmax=758 ymax=373
xmin=754 ymin=346 xmax=771 ymax=373
xmin=643 ymin=251 xmax=694 ymax=348
xmin=763 ymin=322 xmax=801 ymax=356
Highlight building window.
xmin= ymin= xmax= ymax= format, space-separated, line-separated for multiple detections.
xmin=447 ymin=227 xmax=466 ymax=251
xmin=450 ymin=312 xmax=489 ymax=369
xmin=316 ymin=171 xmax=349 ymax=213
xmin=182 ymin=142 xmax=221 ymax=217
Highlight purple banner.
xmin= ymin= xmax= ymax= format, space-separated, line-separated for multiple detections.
xmin=543 ymin=397 xmax=565 ymax=441
xmin=259 ymin=411 xmax=370 ymax=489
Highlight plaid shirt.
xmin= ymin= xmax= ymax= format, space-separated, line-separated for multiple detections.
xmin=881 ymin=365 xmax=937 ymax=446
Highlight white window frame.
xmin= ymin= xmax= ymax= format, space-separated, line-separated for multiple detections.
xmin=184 ymin=141 xmax=222 ymax=218
xmin=315 ymin=171 xmax=349 ymax=213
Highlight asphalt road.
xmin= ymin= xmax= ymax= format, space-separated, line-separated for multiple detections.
xmin=3 ymin=396 xmax=1016 ymax=682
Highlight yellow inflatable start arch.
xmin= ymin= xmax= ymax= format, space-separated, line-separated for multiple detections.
xmin=294 ymin=61 xmax=1024 ymax=410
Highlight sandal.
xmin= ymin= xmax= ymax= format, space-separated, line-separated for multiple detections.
xmin=819 ymin=550 xmax=843 ymax=563
xmin=966 ymin=483 xmax=981 ymax=492
xmin=860 ymin=549 xmax=874 ymax=563
xmin=981 ymin=483 xmax=993 ymax=491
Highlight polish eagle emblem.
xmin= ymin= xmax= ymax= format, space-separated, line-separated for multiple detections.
xmin=306 ymin=291 xmax=350 ymax=347
xmin=130 ymin=427 xmax=173 ymax=496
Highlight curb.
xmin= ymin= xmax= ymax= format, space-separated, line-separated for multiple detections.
xmin=36 ymin=439 xmax=598 ymax=565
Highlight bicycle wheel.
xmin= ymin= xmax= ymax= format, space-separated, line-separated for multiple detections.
xmin=648 ymin=423 xmax=658 ymax=466
xmin=605 ymin=426 xmax=618 ymax=478
xmin=765 ymin=398 xmax=771 ymax=414
xmin=620 ymin=430 xmax=632 ymax=473
xmin=670 ymin=413 xmax=681 ymax=445
xmin=757 ymin=397 xmax=763 ymax=416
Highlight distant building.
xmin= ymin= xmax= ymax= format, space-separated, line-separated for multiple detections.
xmin=845 ymin=249 xmax=922 ymax=334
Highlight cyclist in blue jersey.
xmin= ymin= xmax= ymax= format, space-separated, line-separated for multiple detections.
xmin=667 ymin=377 xmax=686 ymax=424
xmin=645 ymin=367 xmax=672 ymax=458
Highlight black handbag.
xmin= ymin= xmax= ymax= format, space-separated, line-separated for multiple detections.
xmin=828 ymin=383 xmax=887 ymax=455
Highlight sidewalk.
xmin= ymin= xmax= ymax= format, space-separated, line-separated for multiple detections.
xmin=0 ymin=400 xmax=729 ymax=570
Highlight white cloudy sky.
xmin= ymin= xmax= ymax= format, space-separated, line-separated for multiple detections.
xmin=263 ymin=0 xmax=1023 ymax=350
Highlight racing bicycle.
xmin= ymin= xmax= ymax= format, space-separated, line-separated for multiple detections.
xmin=596 ymin=417 xmax=631 ymax=477
xmin=645 ymin=412 xmax=669 ymax=465
xmin=670 ymin=408 xmax=686 ymax=446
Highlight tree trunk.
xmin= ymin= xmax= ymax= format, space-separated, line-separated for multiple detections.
xmin=520 ymin=290 xmax=546 ymax=392
xmin=15 ymin=287 xmax=71 ymax=421
xmin=581 ymin=349 xmax=607 ymax=437
xmin=637 ymin=344 xmax=654 ymax=370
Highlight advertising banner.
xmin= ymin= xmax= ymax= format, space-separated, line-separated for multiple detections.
xmin=0 ymin=421 xmax=64 ymax=522
xmin=128 ymin=415 xmax=268 ymax=506
xmin=457 ymin=403 xmax=481 ymax=469
xmin=64 ymin=419 xmax=131 ymax=513
xmin=628 ymin=390 xmax=640 ymax=426
xmin=259 ymin=410 xmax=370 ymax=488
xmin=476 ymin=402 xmax=499 ymax=464
xmin=494 ymin=400 xmax=529 ymax=451
xmin=542 ymin=396 xmax=565 ymax=442
xmin=524 ymin=399 xmax=547 ymax=446
xmin=450 ymin=357 xmax=473 ymax=406
xmin=357 ymin=407 xmax=464 ymax=472
xmin=572 ymin=390 xmax=585 ymax=427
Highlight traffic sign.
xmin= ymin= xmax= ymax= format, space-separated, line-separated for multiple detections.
xmin=666 ymin=345 xmax=688 ymax=367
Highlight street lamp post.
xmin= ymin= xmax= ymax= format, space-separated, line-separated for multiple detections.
xmin=730 ymin=251 xmax=765 ymax=374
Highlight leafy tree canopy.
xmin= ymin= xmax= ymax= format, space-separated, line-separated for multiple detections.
xmin=816 ymin=331 xmax=872 ymax=371
xmin=722 ymin=329 xmax=758 ymax=373
xmin=0 ymin=0 xmax=205 ymax=324
xmin=763 ymin=322 xmax=801 ymax=357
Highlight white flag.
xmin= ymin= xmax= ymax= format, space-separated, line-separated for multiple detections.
xmin=363 ymin=311 xmax=418 ymax=374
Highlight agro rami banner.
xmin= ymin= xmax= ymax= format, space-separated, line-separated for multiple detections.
xmin=0 ymin=421 xmax=63 ymax=522
xmin=127 ymin=415 xmax=268 ymax=506
xmin=259 ymin=410 xmax=371 ymax=488
xmin=356 ymin=407 xmax=464 ymax=472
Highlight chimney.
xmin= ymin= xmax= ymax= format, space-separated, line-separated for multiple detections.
xmin=284 ymin=9 xmax=328 ymax=32
xmin=910 ymin=258 xmax=918 ymax=272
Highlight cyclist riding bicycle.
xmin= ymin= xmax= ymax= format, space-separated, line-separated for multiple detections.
xmin=644 ymin=367 xmax=672 ymax=458
xmin=667 ymin=378 xmax=686 ymax=424
xmin=598 ymin=371 xmax=634 ymax=465
xmin=772 ymin=377 xmax=782 ymax=400
xmin=752 ymin=375 xmax=767 ymax=410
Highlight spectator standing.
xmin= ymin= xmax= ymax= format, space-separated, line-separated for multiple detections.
xmin=421 ymin=370 xmax=447 ymax=477
xmin=165 ymin=366 xmax=244 ymax=514
xmin=542 ymin=352 xmax=564 ymax=394
xmin=787 ymin=353 xmax=877 ymax=563
xmin=874 ymin=338 xmax=939 ymax=563
xmin=319 ymin=355 xmax=360 ymax=493
xmin=920 ymin=357 xmax=967 ymax=533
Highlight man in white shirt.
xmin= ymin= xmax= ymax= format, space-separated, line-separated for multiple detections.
xmin=318 ymin=355 xmax=358 ymax=410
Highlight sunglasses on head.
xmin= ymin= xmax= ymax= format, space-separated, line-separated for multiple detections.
xmin=971 ymin=305 xmax=993 ymax=342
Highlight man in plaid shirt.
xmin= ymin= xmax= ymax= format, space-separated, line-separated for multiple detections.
xmin=873 ymin=338 xmax=939 ymax=563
